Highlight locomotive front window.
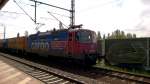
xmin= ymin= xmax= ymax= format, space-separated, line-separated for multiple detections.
xmin=76 ymin=31 xmax=93 ymax=43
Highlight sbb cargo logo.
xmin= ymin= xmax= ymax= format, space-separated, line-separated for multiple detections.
xmin=31 ymin=42 xmax=49 ymax=49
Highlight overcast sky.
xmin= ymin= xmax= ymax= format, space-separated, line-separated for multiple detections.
xmin=0 ymin=0 xmax=150 ymax=38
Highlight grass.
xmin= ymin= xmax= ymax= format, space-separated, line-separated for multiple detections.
xmin=94 ymin=59 xmax=150 ymax=77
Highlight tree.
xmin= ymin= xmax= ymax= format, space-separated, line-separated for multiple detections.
xmin=97 ymin=31 xmax=102 ymax=40
xmin=133 ymin=34 xmax=136 ymax=38
xmin=121 ymin=31 xmax=126 ymax=39
xmin=115 ymin=29 xmax=120 ymax=39
xmin=126 ymin=33 xmax=133 ymax=38
xmin=103 ymin=34 xmax=106 ymax=39
xmin=107 ymin=33 xmax=110 ymax=39
xmin=106 ymin=29 xmax=136 ymax=39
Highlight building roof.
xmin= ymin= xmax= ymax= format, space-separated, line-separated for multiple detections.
xmin=0 ymin=0 xmax=9 ymax=10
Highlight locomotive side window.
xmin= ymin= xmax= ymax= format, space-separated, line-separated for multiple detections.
xmin=76 ymin=32 xmax=79 ymax=41
xmin=36 ymin=42 xmax=37 ymax=48
xmin=41 ymin=42 xmax=43 ymax=48
xmin=32 ymin=42 xmax=34 ymax=48
xmin=46 ymin=43 xmax=48 ymax=48
xmin=32 ymin=40 xmax=36 ymax=48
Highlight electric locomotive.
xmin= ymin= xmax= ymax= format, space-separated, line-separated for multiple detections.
xmin=27 ymin=26 xmax=98 ymax=65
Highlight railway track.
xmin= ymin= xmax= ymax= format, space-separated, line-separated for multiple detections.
xmin=0 ymin=52 xmax=150 ymax=84
xmin=86 ymin=67 xmax=150 ymax=84
xmin=0 ymin=53 xmax=100 ymax=84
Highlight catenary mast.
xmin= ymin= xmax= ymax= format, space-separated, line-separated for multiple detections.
xmin=70 ymin=0 xmax=75 ymax=27
xmin=30 ymin=0 xmax=75 ymax=28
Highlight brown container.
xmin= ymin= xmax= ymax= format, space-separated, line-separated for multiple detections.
xmin=0 ymin=39 xmax=3 ymax=48
xmin=16 ymin=36 xmax=27 ymax=50
xmin=8 ymin=37 xmax=17 ymax=49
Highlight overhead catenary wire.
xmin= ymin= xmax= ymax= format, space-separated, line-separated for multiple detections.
xmin=0 ymin=10 xmax=23 ymax=19
xmin=30 ymin=0 xmax=71 ymax=12
xmin=48 ymin=11 xmax=70 ymax=18
xmin=29 ymin=0 xmax=74 ymax=28
xmin=48 ymin=11 xmax=68 ymax=29
xmin=0 ymin=10 xmax=24 ymax=15
xmin=16 ymin=0 xmax=40 ymax=7
xmin=13 ymin=0 xmax=35 ymax=23
xmin=78 ymin=0 xmax=123 ymax=13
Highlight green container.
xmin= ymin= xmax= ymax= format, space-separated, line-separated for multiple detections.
xmin=105 ymin=38 xmax=149 ymax=66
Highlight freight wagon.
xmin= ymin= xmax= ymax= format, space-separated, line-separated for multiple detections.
xmin=16 ymin=36 xmax=27 ymax=54
xmin=0 ymin=39 xmax=2 ymax=48
xmin=104 ymin=38 xmax=150 ymax=69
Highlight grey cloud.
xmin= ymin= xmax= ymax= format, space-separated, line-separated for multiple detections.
xmin=142 ymin=0 xmax=150 ymax=5
xmin=141 ymin=9 xmax=150 ymax=17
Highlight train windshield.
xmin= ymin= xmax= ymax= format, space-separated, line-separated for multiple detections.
xmin=76 ymin=31 xmax=96 ymax=43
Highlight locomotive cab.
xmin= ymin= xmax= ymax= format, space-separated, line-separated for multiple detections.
xmin=75 ymin=30 xmax=97 ymax=54
xmin=68 ymin=29 xmax=97 ymax=65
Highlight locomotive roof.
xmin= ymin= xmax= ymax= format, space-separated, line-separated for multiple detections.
xmin=30 ymin=29 xmax=68 ymax=37
xmin=29 ymin=28 xmax=94 ymax=37
xmin=68 ymin=28 xmax=95 ymax=32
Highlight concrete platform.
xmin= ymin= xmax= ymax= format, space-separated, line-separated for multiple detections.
xmin=0 ymin=60 xmax=44 ymax=84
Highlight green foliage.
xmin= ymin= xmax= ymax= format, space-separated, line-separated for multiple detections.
xmin=126 ymin=33 xmax=133 ymax=38
xmin=133 ymin=34 xmax=136 ymax=38
xmin=103 ymin=34 xmax=105 ymax=40
xmin=106 ymin=29 xmax=136 ymax=39
xmin=97 ymin=31 xmax=102 ymax=40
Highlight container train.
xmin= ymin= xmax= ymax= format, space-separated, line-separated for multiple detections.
xmin=0 ymin=27 xmax=149 ymax=68
xmin=0 ymin=27 xmax=98 ymax=66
